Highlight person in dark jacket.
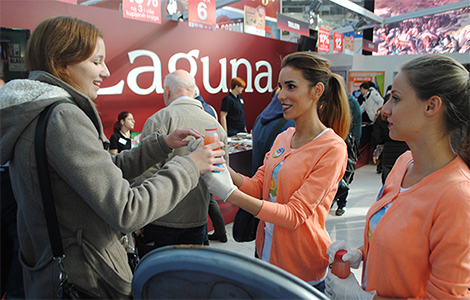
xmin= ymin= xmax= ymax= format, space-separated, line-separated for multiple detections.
xmin=333 ymin=75 xmax=362 ymax=216
xmin=372 ymin=110 xmax=409 ymax=184
xmin=372 ymin=84 xmax=409 ymax=184
xmin=251 ymin=89 xmax=295 ymax=175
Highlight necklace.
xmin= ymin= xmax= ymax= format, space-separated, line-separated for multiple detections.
xmin=120 ymin=130 xmax=130 ymax=138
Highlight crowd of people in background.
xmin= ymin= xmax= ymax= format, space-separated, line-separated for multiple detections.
xmin=0 ymin=14 xmax=469 ymax=300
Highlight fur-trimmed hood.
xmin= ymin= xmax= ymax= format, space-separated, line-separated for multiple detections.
xmin=0 ymin=71 xmax=106 ymax=164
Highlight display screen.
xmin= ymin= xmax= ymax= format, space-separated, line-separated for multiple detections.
xmin=372 ymin=0 xmax=470 ymax=55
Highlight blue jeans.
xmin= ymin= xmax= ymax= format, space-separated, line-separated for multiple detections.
xmin=312 ymin=280 xmax=325 ymax=293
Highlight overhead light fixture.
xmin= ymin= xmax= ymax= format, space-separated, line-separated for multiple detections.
xmin=309 ymin=0 xmax=323 ymax=15
xmin=352 ymin=18 xmax=367 ymax=32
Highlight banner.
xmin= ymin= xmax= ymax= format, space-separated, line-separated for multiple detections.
xmin=123 ymin=0 xmax=161 ymax=24
xmin=333 ymin=32 xmax=343 ymax=54
xmin=244 ymin=5 xmax=266 ymax=37
xmin=318 ymin=28 xmax=330 ymax=53
xmin=188 ymin=0 xmax=216 ymax=30
xmin=343 ymin=33 xmax=354 ymax=55
xmin=229 ymin=0 xmax=279 ymax=19
xmin=363 ymin=39 xmax=378 ymax=52
xmin=276 ymin=13 xmax=309 ymax=37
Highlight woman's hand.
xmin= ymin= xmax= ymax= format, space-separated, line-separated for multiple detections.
xmin=165 ymin=127 xmax=204 ymax=149
xmin=188 ymin=142 xmax=225 ymax=174
xmin=325 ymin=272 xmax=376 ymax=300
xmin=327 ymin=240 xmax=363 ymax=269
xmin=201 ymin=164 xmax=237 ymax=201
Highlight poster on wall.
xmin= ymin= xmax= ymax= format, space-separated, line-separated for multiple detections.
xmin=333 ymin=32 xmax=343 ymax=54
xmin=188 ymin=0 xmax=216 ymax=30
xmin=318 ymin=28 xmax=330 ymax=53
xmin=122 ymin=0 xmax=161 ymax=24
xmin=348 ymin=71 xmax=385 ymax=98
xmin=244 ymin=5 xmax=266 ymax=37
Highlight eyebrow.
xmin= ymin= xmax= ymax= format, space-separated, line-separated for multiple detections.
xmin=279 ymin=80 xmax=296 ymax=85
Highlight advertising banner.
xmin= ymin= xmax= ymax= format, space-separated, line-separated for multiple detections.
xmin=318 ymin=28 xmax=330 ymax=53
xmin=333 ymin=32 xmax=343 ymax=54
xmin=348 ymin=71 xmax=385 ymax=98
xmin=229 ymin=0 xmax=280 ymax=19
xmin=244 ymin=5 xmax=266 ymax=37
xmin=188 ymin=0 xmax=216 ymax=31
xmin=276 ymin=13 xmax=309 ymax=37
xmin=363 ymin=39 xmax=378 ymax=52
xmin=122 ymin=0 xmax=161 ymax=24
xmin=343 ymin=33 xmax=354 ymax=55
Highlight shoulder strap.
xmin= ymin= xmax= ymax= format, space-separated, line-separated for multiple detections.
xmin=34 ymin=100 xmax=75 ymax=259
xmin=262 ymin=117 xmax=289 ymax=155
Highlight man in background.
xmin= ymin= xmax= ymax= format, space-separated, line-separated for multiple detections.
xmin=133 ymin=70 xmax=228 ymax=256
xmin=359 ymin=81 xmax=384 ymax=123
xmin=194 ymin=86 xmax=228 ymax=243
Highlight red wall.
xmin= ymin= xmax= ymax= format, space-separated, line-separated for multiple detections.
xmin=1 ymin=0 xmax=297 ymax=138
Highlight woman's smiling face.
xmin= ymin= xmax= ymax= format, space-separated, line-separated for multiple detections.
xmin=66 ymin=38 xmax=110 ymax=100
xmin=277 ymin=66 xmax=317 ymax=121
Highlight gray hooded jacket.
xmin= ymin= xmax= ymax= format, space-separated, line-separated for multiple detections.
xmin=0 ymin=71 xmax=200 ymax=299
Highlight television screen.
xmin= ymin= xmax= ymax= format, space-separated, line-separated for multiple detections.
xmin=372 ymin=0 xmax=470 ymax=55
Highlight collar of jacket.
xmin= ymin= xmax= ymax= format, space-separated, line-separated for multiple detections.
xmin=29 ymin=71 xmax=108 ymax=144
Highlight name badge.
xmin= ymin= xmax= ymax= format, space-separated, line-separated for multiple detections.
xmin=119 ymin=138 xmax=128 ymax=145
xmin=272 ymin=148 xmax=284 ymax=158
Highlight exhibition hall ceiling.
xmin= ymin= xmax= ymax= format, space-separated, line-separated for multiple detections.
xmin=76 ymin=0 xmax=469 ymax=33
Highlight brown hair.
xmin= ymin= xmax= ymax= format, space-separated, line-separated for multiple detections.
xmin=113 ymin=111 xmax=130 ymax=133
xmin=400 ymin=54 xmax=470 ymax=167
xmin=281 ymin=51 xmax=351 ymax=139
xmin=25 ymin=16 xmax=103 ymax=90
xmin=230 ymin=77 xmax=246 ymax=90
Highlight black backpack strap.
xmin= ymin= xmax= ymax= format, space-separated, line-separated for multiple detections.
xmin=34 ymin=100 xmax=75 ymax=259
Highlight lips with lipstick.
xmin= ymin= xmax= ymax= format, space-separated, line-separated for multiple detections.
xmin=281 ymin=103 xmax=291 ymax=111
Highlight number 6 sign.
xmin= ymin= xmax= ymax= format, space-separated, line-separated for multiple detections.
xmin=188 ymin=0 xmax=216 ymax=30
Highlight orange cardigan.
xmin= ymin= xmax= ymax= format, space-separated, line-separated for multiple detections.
xmin=364 ymin=151 xmax=470 ymax=299
xmin=240 ymin=128 xmax=347 ymax=281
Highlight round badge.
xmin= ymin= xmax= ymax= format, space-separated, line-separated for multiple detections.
xmin=272 ymin=148 xmax=284 ymax=158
